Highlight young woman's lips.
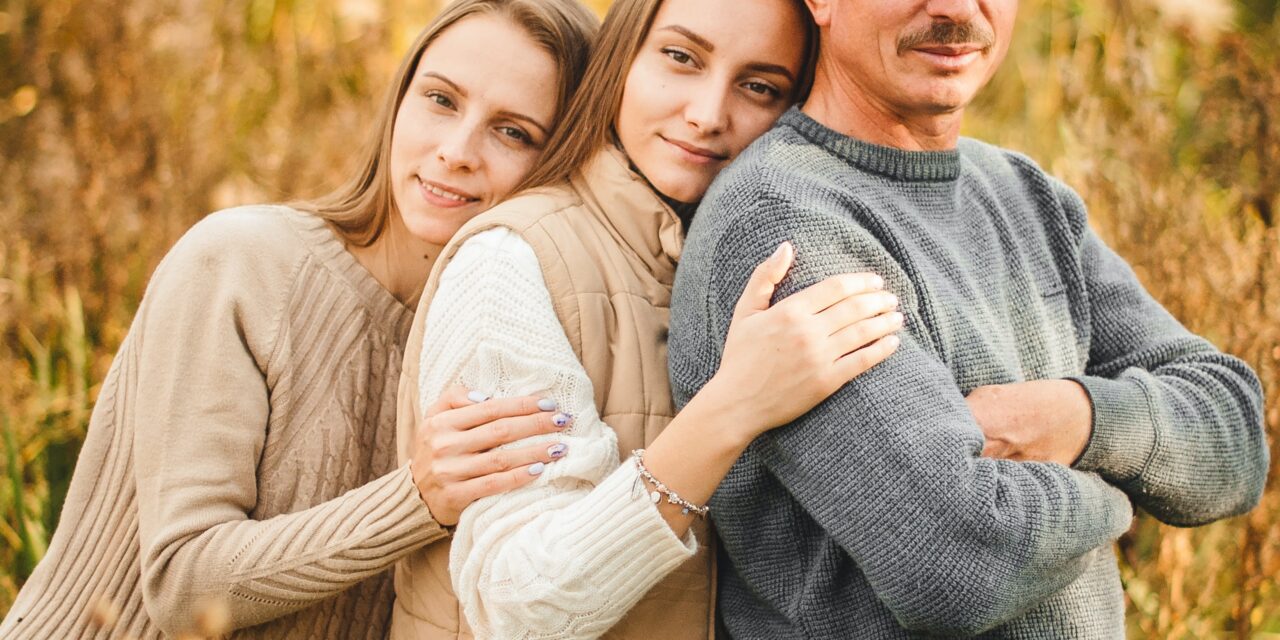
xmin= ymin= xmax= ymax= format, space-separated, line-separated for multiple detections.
xmin=416 ymin=177 xmax=479 ymax=209
xmin=662 ymin=136 xmax=729 ymax=166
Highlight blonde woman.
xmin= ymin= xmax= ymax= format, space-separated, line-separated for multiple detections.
xmin=0 ymin=1 xmax=598 ymax=638
xmin=392 ymin=0 xmax=904 ymax=637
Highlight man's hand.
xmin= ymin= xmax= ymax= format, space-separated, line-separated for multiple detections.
xmin=967 ymin=379 xmax=1094 ymax=466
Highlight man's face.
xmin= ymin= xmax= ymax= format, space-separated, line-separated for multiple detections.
xmin=814 ymin=0 xmax=1018 ymax=117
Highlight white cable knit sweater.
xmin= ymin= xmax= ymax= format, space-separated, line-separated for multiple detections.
xmin=418 ymin=228 xmax=698 ymax=639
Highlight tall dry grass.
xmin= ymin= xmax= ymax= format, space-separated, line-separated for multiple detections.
xmin=0 ymin=0 xmax=1276 ymax=636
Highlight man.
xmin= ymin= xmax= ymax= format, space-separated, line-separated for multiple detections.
xmin=669 ymin=0 xmax=1269 ymax=637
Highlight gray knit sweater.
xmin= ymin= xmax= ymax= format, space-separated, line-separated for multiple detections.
xmin=669 ymin=107 xmax=1268 ymax=639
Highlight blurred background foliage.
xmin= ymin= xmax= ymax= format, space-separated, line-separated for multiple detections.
xmin=0 ymin=0 xmax=1277 ymax=636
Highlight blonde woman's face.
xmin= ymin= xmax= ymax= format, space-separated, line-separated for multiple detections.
xmin=390 ymin=14 xmax=558 ymax=244
xmin=615 ymin=0 xmax=806 ymax=203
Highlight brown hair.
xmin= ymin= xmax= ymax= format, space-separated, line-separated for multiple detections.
xmin=512 ymin=0 xmax=817 ymax=194
xmin=301 ymin=0 xmax=599 ymax=247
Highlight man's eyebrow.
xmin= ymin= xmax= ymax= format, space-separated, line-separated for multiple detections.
xmin=657 ymin=25 xmax=715 ymax=52
xmin=421 ymin=72 xmax=550 ymax=138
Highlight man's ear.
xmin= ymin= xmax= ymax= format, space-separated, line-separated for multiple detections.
xmin=805 ymin=0 xmax=833 ymax=27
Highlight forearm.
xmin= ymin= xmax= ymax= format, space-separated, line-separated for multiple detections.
xmin=1072 ymin=347 xmax=1267 ymax=524
xmin=1070 ymin=216 xmax=1268 ymax=525
xmin=452 ymin=451 xmax=696 ymax=639
xmin=641 ymin=376 xmax=755 ymax=537
xmin=758 ymin=386 xmax=1133 ymax=635
xmin=141 ymin=465 xmax=444 ymax=632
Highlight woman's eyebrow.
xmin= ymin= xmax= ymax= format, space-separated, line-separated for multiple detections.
xmin=656 ymin=25 xmax=715 ymax=52
xmin=744 ymin=62 xmax=796 ymax=82
xmin=656 ymin=25 xmax=796 ymax=83
xmin=497 ymin=110 xmax=550 ymax=138
xmin=421 ymin=72 xmax=548 ymax=137
xmin=421 ymin=71 xmax=466 ymax=97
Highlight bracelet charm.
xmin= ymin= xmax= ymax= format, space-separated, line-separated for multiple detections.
xmin=631 ymin=449 xmax=710 ymax=518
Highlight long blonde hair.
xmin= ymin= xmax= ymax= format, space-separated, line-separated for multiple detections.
xmin=512 ymin=0 xmax=817 ymax=194
xmin=303 ymin=0 xmax=599 ymax=246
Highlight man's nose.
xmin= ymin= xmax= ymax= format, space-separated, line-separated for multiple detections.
xmin=925 ymin=0 xmax=981 ymax=24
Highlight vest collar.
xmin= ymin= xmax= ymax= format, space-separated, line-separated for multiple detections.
xmin=568 ymin=145 xmax=684 ymax=283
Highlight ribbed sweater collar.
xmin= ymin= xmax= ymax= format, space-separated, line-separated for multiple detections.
xmin=280 ymin=207 xmax=417 ymax=344
xmin=781 ymin=107 xmax=962 ymax=182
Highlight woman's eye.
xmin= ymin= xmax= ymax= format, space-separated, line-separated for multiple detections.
xmin=426 ymin=91 xmax=455 ymax=109
xmin=498 ymin=126 xmax=532 ymax=145
xmin=744 ymin=81 xmax=782 ymax=99
xmin=662 ymin=47 xmax=693 ymax=66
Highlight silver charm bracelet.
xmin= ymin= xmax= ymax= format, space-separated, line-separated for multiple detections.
xmin=631 ymin=449 xmax=710 ymax=518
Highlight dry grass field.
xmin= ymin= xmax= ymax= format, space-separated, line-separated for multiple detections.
xmin=1 ymin=0 xmax=1276 ymax=636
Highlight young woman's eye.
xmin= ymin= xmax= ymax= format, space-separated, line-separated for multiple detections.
xmin=498 ymin=126 xmax=533 ymax=145
xmin=662 ymin=47 xmax=694 ymax=66
xmin=744 ymin=81 xmax=781 ymax=99
xmin=425 ymin=90 xmax=455 ymax=109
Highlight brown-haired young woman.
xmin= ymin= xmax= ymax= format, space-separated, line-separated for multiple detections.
xmin=0 ymin=1 xmax=597 ymax=638
xmin=392 ymin=0 xmax=904 ymax=637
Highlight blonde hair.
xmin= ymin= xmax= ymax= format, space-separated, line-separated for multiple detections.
xmin=302 ymin=0 xmax=599 ymax=246
xmin=513 ymin=0 xmax=817 ymax=194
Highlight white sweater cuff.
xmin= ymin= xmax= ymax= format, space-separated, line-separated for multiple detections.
xmin=553 ymin=459 xmax=697 ymax=603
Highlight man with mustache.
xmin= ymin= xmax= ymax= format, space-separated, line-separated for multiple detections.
xmin=670 ymin=1 xmax=1268 ymax=637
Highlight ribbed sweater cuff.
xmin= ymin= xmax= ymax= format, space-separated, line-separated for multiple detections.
xmin=555 ymin=460 xmax=697 ymax=603
xmin=383 ymin=464 xmax=449 ymax=546
xmin=1069 ymin=375 xmax=1157 ymax=483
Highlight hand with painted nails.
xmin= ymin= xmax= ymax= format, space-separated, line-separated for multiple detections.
xmin=409 ymin=385 xmax=572 ymax=526
xmin=700 ymin=242 xmax=903 ymax=441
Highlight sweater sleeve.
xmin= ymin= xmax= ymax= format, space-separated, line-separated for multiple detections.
xmin=129 ymin=214 xmax=445 ymax=635
xmin=419 ymin=228 xmax=696 ymax=640
xmin=1054 ymin=185 xmax=1269 ymax=526
xmin=683 ymin=198 xmax=1135 ymax=636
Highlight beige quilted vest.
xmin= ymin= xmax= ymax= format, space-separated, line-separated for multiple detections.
xmin=390 ymin=146 xmax=715 ymax=639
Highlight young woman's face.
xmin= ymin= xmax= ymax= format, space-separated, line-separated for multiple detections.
xmin=615 ymin=0 xmax=806 ymax=203
xmin=390 ymin=14 xmax=559 ymax=245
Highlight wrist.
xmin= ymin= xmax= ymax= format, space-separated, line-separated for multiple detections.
xmin=1064 ymin=379 xmax=1095 ymax=465
xmin=687 ymin=375 xmax=760 ymax=450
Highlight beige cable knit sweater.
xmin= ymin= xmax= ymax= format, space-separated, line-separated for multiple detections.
xmin=0 ymin=205 xmax=447 ymax=639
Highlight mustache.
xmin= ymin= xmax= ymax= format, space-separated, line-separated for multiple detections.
xmin=897 ymin=20 xmax=996 ymax=54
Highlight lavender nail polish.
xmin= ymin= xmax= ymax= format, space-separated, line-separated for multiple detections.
xmin=548 ymin=444 xmax=569 ymax=459
xmin=537 ymin=398 xmax=558 ymax=412
xmin=528 ymin=462 xmax=546 ymax=476
xmin=467 ymin=390 xmax=490 ymax=403
xmin=552 ymin=413 xmax=573 ymax=428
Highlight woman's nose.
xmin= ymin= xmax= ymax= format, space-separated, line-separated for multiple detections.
xmin=436 ymin=125 xmax=482 ymax=172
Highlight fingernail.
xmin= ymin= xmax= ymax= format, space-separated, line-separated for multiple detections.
xmin=548 ymin=443 xmax=568 ymax=458
xmin=887 ymin=293 xmax=899 ymax=307
xmin=871 ymin=275 xmax=884 ymax=289
xmin=552 ymin=412 xmax=573 ymax=428
xmin=890 ymin=311 xmax=904 ymax=325
xmin=770 ymin=242 xmax=791 ymax=264
xmin=886 ymin=335 xmax=901 ymax=348
xmin=537 ymin=398 xmax=558 ymax=412
xmin=528 ymin=462 xmax=546 ymax=476
xmin=467 ymin=390 xmax=490 ymax=403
